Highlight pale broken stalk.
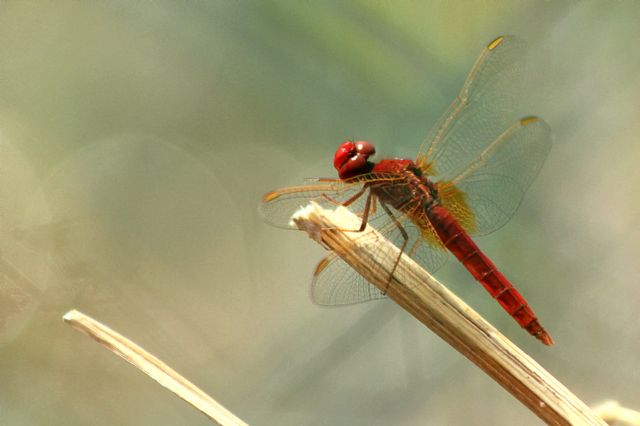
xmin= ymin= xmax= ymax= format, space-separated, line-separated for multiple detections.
xmin=63 ymin=310 xmax=248 ymax=426
xmin=592 ymin=400 xmax=640 ymax=426
xmin=292 ymin=202 xmax=605 ymax=426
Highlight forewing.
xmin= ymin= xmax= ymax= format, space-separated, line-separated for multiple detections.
xmin=260 ymin=181 xmax=360 ymax=229
xmin=417 ymin=36 xmax=528 ymax=181
xmin=439 ymin=117 xmax=552 ymax=236
xmin=259 ymin=174 xmax=404 ymax=229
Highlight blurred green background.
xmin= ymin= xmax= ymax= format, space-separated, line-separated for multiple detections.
xmin=0 ymin=1 xmax=638 ymax=425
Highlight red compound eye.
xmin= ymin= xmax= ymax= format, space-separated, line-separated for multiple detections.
xmin=333 ymin=140 xmax=375 ymax=179
xmin=333 ymin=141 xmax=355 ymax=171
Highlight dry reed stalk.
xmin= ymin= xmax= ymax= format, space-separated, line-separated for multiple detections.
xmin=592 ymin=400 xmax=640 ymax=425
xmin=292 ymin=202 xmax=606 ymax=426
xmin=63 ymin=309 xmax=248 ymax=426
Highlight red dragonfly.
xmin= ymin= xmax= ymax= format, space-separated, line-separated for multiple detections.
xmin=260 ymin=36 xmax=553 ymax=345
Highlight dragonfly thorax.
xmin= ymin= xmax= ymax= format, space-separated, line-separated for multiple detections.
xmin=333 ymin=140 xmax=376 ymax=179
xmin=371 ymin=158 xmax=440 ymax=211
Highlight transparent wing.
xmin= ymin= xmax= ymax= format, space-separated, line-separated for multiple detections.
xmin=438 ymin=117 xmax=552 ymax=236
xmin=311 ymin=253 xmax=386 ymax=306
xmin=417 ymin=36 xmax=528 ymax=181
xmin=311 ymin=200 xmax=448 ymax=306
xmin=259 ymin=174 xmax=403 ymax=229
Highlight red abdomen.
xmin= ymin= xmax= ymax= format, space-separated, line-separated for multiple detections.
xmin=427 ymin=204 xmax=553 ymax=345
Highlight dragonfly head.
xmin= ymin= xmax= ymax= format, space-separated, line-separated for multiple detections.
xmin=333 ymin=140 xmax=375 ymax=180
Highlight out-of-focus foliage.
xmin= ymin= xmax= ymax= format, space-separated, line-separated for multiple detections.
xmin=0 ymin=1 xmax=638 ymax=425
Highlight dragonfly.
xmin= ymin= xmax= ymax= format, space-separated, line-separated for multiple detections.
xmin=259 ymin=36 xmax=553 ymax=345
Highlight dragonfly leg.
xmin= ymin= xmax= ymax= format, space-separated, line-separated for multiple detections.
xmin=321 ymin=186 xmax=366 ymax=208
xmin=320 ymin=189 xmax=373 ymax=233
xmin=370 ymin=196 xmax=377 ymax=216
xmin=407 ymin=236 xmax=422 ymax=258
xmin=356 ymin=191 xmax=373 ymax=232
xmin=379 ymin=200 xmax=408 ymax=294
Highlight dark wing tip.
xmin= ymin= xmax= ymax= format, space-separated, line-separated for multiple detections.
xmin=262 ymin=190 xmax=280 ymax=203
xmin=520 ymin=116 xmax=541 ymax=126
xmin=487 ymin=35 xmax=506 ymax=50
